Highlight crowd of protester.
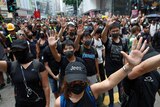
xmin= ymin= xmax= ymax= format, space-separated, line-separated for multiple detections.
xmin=0 ymin=13 xmax=160 ymax=107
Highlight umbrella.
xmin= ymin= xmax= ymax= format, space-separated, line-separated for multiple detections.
xmin=146 ymin=14 xmax=160 ymax=18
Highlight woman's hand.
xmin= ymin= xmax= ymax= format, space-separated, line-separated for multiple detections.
xmin=121 ymin=37 xmax=149 ymax=67
xmin=47 ymin=30 xmax=59 ymax=47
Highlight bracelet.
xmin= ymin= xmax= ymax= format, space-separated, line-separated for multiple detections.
xmin=122 ymin=65 xmax=131 ymax=73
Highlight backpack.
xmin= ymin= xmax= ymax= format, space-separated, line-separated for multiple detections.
xmin=60 ymin=86 xmax=97 ymax=107
xmin=107 ymin=37 xmax=128 ymax=51
xmin=10 ymin=59 xmax=41 ymax=81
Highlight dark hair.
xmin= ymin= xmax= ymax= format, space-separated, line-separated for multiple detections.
xmin=62 ymin=39 xmax=75 ymax=50
xmin=95 ymin=28 xmax=103 ymax=34
xmin=61 ymin=81 xmax=71 ymax=99
xmin=131 ymin=25 xmax=140 ymax=34
xmin=109 ymin=22 xmax=120 ymax=31
xmin=81 ymin=31 xmax=91 ymax=39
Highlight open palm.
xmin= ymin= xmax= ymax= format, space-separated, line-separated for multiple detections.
xmin=121 ymin=37 xmax=149 ymax=67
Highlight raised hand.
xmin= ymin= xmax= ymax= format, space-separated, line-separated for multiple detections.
xmin=47 ymin=30 xmax=59 ymax=47
xmin=77 ymin=24 xmax=84 ymax=36
xmin=121 ymin=37 xmax=149 ymax=67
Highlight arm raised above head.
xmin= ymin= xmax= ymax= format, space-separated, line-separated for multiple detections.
xmin=128 ymin=54 xmax=160 ymax=80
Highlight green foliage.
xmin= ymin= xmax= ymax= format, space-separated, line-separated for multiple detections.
xmin=63 ymin=0 xmax=82 ymax=6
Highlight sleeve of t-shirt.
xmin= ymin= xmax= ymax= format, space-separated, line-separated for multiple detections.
xmin=104 ymin=38 xmax=110 ymax=49
xmin=93 ymin=47 xmax=98 ymax=58
xmin=6 ymin=61 xmax=11 ymax=74
xmin=38 ymin=62 xmax=45 ymax=73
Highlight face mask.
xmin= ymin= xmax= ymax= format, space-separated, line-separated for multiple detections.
xmin=111 ymin=33 xmax=119 ymax=38
xmin=70 ymin=32 xmax=76 ymax=37
xmin=13 ymin=48 xmax=33 ymax=64
xmin=70 ymin=84 xmax=86 ymax=95
xmin=40 ymin=34 xmax=45 ymax=38
xmin=84 ymin=39 xmax=92 ymax=46
xmin=64 ymin=51 xmax=74 ymax=58
xmin=84 ymin=26 xmax=88 ymax=30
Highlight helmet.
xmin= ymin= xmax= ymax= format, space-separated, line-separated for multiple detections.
xmin=7 ymin=23 xmax=15 ymax=31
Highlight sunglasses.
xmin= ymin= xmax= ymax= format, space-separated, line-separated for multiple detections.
xmin=19 ymin=34 xmax=25 ymax=36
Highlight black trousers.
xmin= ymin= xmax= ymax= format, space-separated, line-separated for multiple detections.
xmin=15 ymin=99 xmax=46 ymax=107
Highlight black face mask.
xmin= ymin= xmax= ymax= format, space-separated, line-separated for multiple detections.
xmin=70 ymin=84 xmax=86 ymax=95
xmin=84 ymin=40 xmax=92 ymax=46
xmin=40 ymin=34 xmax=45 ymax=39
xmin=70 ymin=32 xmax=76 ymax=37
xmin=13 ymin=48 xmax=33 ymax=64
xmin=64 ymin=51 xmax=74 ymax=58
xmin=111 ymin=33 xmax=119 ymax=38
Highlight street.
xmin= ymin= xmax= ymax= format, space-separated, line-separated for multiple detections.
xmin=0 ymin=83 xmax=160 ymax=107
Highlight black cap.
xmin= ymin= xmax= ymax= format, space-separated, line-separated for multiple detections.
xmin=11 ymin=39 xmax=28 ymax=52
xmin=65 ymin=62 xmax=87 ymax=83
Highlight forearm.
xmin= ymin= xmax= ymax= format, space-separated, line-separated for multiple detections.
xmin=128 ymin=54 xmax=160 ymax=80
xmin=58 ymin=28 xmax=64 ymax=42
xmin=49 ymin=46 xmax=61 ymax=62
xmin=0 ymin=61 xmax=7 ymax=72
xmin=74 ymin=35 xmax=81 ymax=51
xmin=101 ymin=25 xmax=109 ymax=43
xmin=45 ymin=64 xmax=56 ymax=78
xmin=104 ymin=63 xmax=133 ymax=90
xmin=95 ymin=59 xmax=99 ymax=75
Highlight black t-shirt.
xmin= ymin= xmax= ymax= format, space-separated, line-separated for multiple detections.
xmin=122 ymin=47 xmax=160 ymax=107
xmin=7 ymin=61 xmax=45 ymax=102
xmin=79 ymin=45 xmax=98 ymax=76
xmin=105 ymin=38 xmax=128 ymax=75
xmin=43 ymin=46 xmax=61 ymax=77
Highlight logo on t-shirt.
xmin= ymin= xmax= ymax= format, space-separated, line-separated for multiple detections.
xmin=110 ymin=44 xmax=123 ymax=61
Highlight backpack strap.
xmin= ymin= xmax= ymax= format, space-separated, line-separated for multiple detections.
xmin=10 ymin=61 xmax=18 ymax=76
xmin=60 ymin=94 xmax=66 ymax=107
xmin=85 ymin=86 xmax=97 ymax=107
xmin=32 ymin=59 xmax=42 ymax=82
xmin=107 ymin=37 xmax=112 ymax=49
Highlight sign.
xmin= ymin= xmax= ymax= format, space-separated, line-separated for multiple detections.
xmin=131 ymin=9 xmax=139 ymax=18
xmin=34 ymin=9 xmax=40 ymax=18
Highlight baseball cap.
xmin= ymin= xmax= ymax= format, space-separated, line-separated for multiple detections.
xmin=65 ymin=62 xmax=87 ymax=83
xmin=11 ymin=39 xmax=28 ymax=52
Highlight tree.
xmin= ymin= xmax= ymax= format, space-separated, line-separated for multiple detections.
xmin=63 ymin=0 xmax=82 ymax=15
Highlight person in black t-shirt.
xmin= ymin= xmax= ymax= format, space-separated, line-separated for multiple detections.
xmin=121 ymin=46 xmax=160 ymax=107
xmin=152 ymin=30 xmax=160 ymax=53
xmin=0 ymin=39 xmax=50 ymax=107
xmin=101 ymin=21 xmax=129 ymax=107
xmin=48 ymin=36 xmax=85 ymax=92
xmin=43 ymin=45 xmax=61 ymax=98
xmin=75 ymin=31 xmax=99 ymax=85
xmin=54 ymin=38 xmax=149 ymax=107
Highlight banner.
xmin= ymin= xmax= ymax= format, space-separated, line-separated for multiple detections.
xmin=34 ymin=9 xmax=40 ymax=18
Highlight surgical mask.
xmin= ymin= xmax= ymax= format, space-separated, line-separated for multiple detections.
xmin=84 ymin=26 xmax=88 ymax=30
xmin=111 ymin=33 xmax=119 ymax=38
xmin=64 ymin=51 xmax=74 ymax=58
xmin=70 ymin=84 xmax=86 ymax=95
xmin=84 ymin=39 xmax=92 ymax=46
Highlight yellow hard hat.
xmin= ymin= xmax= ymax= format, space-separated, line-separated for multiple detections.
xmin=7 ymin=23 xmax=15 ymax=31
